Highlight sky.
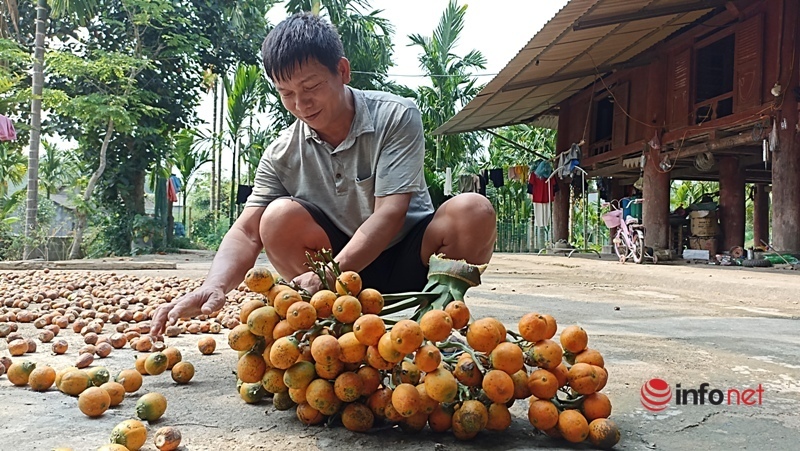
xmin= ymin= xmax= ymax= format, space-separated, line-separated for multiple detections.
xmin=198 ymin=0 xmax=569 ymax=150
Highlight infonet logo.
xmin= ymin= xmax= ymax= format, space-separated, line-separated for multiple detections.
xmin=641 ymin=378 xmax=672 ymax=412
xmin=641 ymin=378 xmax=764 ymax=412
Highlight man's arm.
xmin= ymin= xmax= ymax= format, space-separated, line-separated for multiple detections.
xmin=150 ymin=206 xmax=265 ymax=336
xmin=335 ymin=193 xmax=411 ymax=272
xmin=203 ymin=206 xmax=266 ymax=293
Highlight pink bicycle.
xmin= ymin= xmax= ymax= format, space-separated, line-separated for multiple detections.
xmin=602 ymin=199 xmax=656 ymax=264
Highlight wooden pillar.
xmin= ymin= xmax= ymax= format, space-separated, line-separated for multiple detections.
xmin=773 ymin=0 xmax=800 ymax=252
xmin=718 ymin=156 xmax=745 ymax=250
xmin=753 ymin=184 xmax=770 ymax=247
xmin=643 ymin=146 xmax=670 ymax=250
xmin=553 ymin=101 xmax=571 ymax=242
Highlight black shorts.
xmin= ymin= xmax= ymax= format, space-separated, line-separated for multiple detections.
xmin=294 ymin=198 xmax=434 ymax=294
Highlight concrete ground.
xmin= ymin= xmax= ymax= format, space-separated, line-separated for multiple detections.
xmin=1 ymin=251 xmax=798 ymax=451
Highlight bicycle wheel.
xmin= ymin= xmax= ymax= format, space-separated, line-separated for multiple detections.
xmin=614 ymin=229 xmax=629 ymax=263
xmin=632 ymin=230 xmax=645 ymax=264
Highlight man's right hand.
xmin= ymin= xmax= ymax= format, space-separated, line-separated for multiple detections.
xmin=150 ymin=285 xmax=227 ymax=339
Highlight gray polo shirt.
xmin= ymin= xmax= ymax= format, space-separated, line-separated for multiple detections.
xmin=245 ymin=87 xmax=434 ymax=247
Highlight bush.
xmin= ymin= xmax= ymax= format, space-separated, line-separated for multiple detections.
xmin=171 ymin=236 xmax=204 ymax=250
xmin=190 ymin=213 xmax=229 ymax=251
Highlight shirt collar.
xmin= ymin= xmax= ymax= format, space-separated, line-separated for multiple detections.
xmin=302 ymin=87 xmax=375 ymax=149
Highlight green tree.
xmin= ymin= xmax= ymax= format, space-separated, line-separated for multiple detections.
xmin=22 ymin=0 xmax=99 ymax=258
xmin=47 ymin=46 xmax=161 ymax=258
xmin=39 ymin=140 xmax=77 ymax=199
xmin=408 ymin=0 xmax=486 ymax=171
xmin=285 ymin=0 xmax=395 ymax=90
xmin=0 ymin=142 xmax=26 ymax=197
xmin=223 ymin=63 xmax=265 ymax=225
xmin=172 ymin=130 xmax=211 ymax=227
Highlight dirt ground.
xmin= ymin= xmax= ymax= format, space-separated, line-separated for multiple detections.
xmin=1 ymin=251 xmax=799 ymax=451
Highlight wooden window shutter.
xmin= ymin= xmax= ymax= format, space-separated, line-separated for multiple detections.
xmin=734 ymin=14 xmax=764 ymax=111
xmin=612 ymin=81 xmax=629 ymax=149
xmin=667 ymin=48 xmax=691 ymax=129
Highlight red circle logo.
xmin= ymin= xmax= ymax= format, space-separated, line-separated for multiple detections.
xmin=641 ymin=378 xmax=672 ymax=412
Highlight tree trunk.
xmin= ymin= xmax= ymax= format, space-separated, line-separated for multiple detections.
xmin=229 ymin=137 xmax=237 ymax=226
xmin=211 ymin=80 xmax=217 ymax=223
xmin=182 ymin=188 xmax=188 ymax=227
xmin=217 ymin=82 xmax=224 ymax=217
xmin=131 ymin=167 xmax=146 ymax=215
xmin=69 ymin=118 xmax=114 ymax=259
xmin=23 ymin=0 xmax=48 ymax=260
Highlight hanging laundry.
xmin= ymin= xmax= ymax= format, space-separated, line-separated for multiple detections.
xmin=169 ymin=174 xmax=182 ymax=192
xmin=166 ymin=177 xmax=178 ymax=202
xmin=535 ymin=160 xmax=553 ymax=179
xmin=0 ymin=114 xmax=16 ymax=142
xmin=516 ymin=165 xmax=529 ymax=183
xmin=458 ymin=174 xmax=481 ymax=193
xmin=557 ymin=143 xmax=581 ymax=179
xmin=489 ymin=168 xmax=504 ymax=188
xmin=444 ymin=167 xmax=453 ymax=196
xmin=529 ymin=172 xmax=555 ymax=204
xmin=478 ymin=171 xmax=488 ymax=196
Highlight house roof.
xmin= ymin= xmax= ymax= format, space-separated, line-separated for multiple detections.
xmin=436 ymin=0 xmax=724 ymax=135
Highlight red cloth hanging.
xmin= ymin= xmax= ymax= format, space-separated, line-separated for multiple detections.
xmin=0 ymin=114 xmax=17 ymax=141
xmin=529 ymin=173 xmax=555 ymax=204
xmin=166 ymin=177 xmax=178 ymax=202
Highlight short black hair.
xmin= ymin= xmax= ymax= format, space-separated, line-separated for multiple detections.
xmin=261 ymin=12 xmax=345 ymax=82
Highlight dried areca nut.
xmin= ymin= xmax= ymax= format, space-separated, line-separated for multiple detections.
xmin=8 ymin=339 xmax=27 ymax=356
xmin=52 ymin=339 xmax=68 ymax=354
xmin=116 ymin=323 xmax=127 ymax=333
xmin=38 ymin=330 xmax=55 ymax=343
xmin=109 ymin=313 xmax=120 ymax=324
xmin=97 ymin=313 xmax=110 ymax=323
xmin=72 ymin=319 xmax=87 ymax=333
xmin=133 ymin=311 xmax=146 ymax=322
xmin=138 ymin=324 xmax=151 ymax=334
xmin=7 ymin=332 xmax=24 ymax=343
xmin=135 ymin=336 xmax=153 ymax=352
xmin=126 ymin=325 xmax=142 ymax=334
xmin=16 ymin=311 xmax=33 ymax=323
xmin=75 ymin=353 xmax=93 ymax=369
xmin=25 ymin=338 xmax=37 ymax=353
xmin=44 ymin=324 xmax=60 ymax=336
xmin=96 ymin=342 xmax=113 ymax=358
xmin=209 ymin=323 xmax=222 ymax=334
xmin=199 ymin=323 xmax=210 ymax=333
xmin=0 ymin=356 xmax=11 ymax=371
xmin=79 ymin=345 xmax=97 ymax=355
xmin=164 ymin=326 xmax=182 ymax=338
xmin=151 ymin=341 xmax=166 ymax=352
xmin=110 ymin=333 xmax=127 ymax=349
xmin=0 ymin=323 xmax=12 ymax=338
xmin=33 ymin=317 xmax=48 ymax=329
xmin=84 ymin=333 xmax=99 ymax=345
xmin=186 ymin=323 xmax=201 ymax=334
xmin=120 ymin=311 xmax=133 ymax=322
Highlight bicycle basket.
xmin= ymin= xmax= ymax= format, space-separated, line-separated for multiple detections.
xmin=602 ymin=210 xmax=622 ymax=228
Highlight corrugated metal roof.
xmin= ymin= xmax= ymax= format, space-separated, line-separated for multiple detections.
xmin=437 ymin=0 xmax=721 ymax=134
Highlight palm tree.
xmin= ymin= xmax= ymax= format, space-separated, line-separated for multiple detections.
xmin=17 ymin=0 xmax=99 ymax=258
xmin=0 ymin=142 xmax=26 ymax=196
xmin=408 ymin=0 xmax=486 ymax=171
xmin=172 ymin=130 xmax=212 ymax=227
xmin=285 ymin=0 xmax=395 ymax=91
xmin=39 ymin=140 xmax=76 ymax=199
xmin=223 ymin=63 xmax=264 ymax=225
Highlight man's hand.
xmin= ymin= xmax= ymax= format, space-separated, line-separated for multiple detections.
xmin=291 ymin=268 xmax=335 ymax=295
xmin=150 ymin=285 xmax=226 ymax=338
